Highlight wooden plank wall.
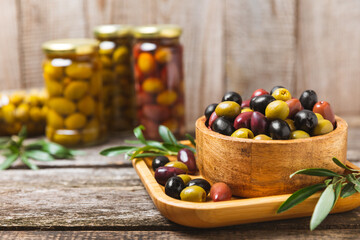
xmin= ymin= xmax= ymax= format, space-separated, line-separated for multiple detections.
xmin=1 ymin=0 xmax=359 ymax=131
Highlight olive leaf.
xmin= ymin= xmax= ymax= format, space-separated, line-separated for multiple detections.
xmin=100 ymin=146 xmax=136 ymax=157
xmin=0 ymin=153 xmax=19 ymax=170
xmin=340 ymin=183 xmax=357 ymax=198
xmin=25 ymin=150 xmax=54 ymax=162
xmin=185 ymin=133 xmax=196 ymax=147
xmin=21 ymin=155 xmax=38 ymax=170
xmin=290 ymin=168 xmax=341 ymax=178
xmin=332 ymin=157 xmax=354 ymax=171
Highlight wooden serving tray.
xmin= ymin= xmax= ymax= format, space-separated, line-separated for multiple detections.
xmin=133 ymin=156 xmax=360 ymax=228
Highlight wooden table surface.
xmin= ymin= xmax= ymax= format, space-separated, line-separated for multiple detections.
xmin=0 ymin=129 xmax=359 ymax=240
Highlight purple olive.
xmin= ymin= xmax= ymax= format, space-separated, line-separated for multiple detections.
xmin=177 ymin=148 xmax=197 ymax=174
xmin=251 ymin=111 xmax=268 ymax=136
xmin=155 ymin=166 xmax=186 ymax=185
xmin=233 ymin=111 xmax=253 ymax=130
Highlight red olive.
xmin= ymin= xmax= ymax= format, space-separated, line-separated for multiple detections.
xmin=241 ymin=99 xmax=251 ymax=108
xmin=210 ymin=182 xmax=232 ymax=202
xmin=251 ymin=89 xmax=269 ymax=99
xmin=233 ymin=111 xmax=253 ymax=130
xmin=251 ymin=111 xmax=268 ymax=136
xmin=155 ymin=166 xmax=186 ymax=186
xmin=208 ymin=111 xmax=218 ymax=129
xmin=312 ymin=101 xmax=336 ymax=127
xmin=177 ymin=148 xmax=197 ymax=174
xmin=286 ymin=98 xmax=303 ymax=119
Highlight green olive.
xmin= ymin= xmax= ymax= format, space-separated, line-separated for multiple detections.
xmin=180 ymin=186 xmax=207 ymax=202
xmin=231 ymin=128 xmax=254 ymax=138
xmin=313 ymin=119 xmax=333 ymax=136
xmin=285 ymin=119 xmax=296 ymax=132
xmin=272 ymin=88 xmax=292 ymax=101
xmin=253 ymin=134 xmax=272 ymax=140
xmin=290 ymin=130 xmax=310 ymax=139
xmin=215 ymin=101 xmax=241 ymax=120
xmin=265 ymin=100 xmax=289 ymax=120
xmin=178 ymin=174 xmax=191 ymax=185
xmin=165 ymin=161 xmax=188 ymax=173
xmin=315 ymin=113 xmax=324 ymax=121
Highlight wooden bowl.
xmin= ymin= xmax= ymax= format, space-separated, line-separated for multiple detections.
xmin=195 ymin=116 xmax=348 ymax=197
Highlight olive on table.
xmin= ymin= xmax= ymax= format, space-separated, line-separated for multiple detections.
xmin=250 ymin=95 xmax=275 ymax=115
xmin=222 ymin=91 xmax=242 ymax=105
xmin=210 ymin=182 xmax=232 ymax=202
xmin=241 ymin=99 xmax=251 ymax=108
xmin=177 ymin=148 xmax=197 ymax=174
xmin=271 ymin=88 xmax=292 ymax=101
xmin=268 ymin=119 xmax=291 ymax=140
xmin=299 ymin=90 xmax=318 ymax=110
xmin=204 ymin=103 xmax=218 ymax=121
xmin=251 ymin=111 xmax=268 ymax=136
xmin=233 ymin=111 xmax=253 ymax=130
xmin=180 ymin=186 xmax=207 ymax=202
xmin=265 ymin=100 xmax=289 ymax=120
xmin=253 ymin=134 xmax=272 ymax=140
xmin=312 ymin=101 xmax=336 ymax=127
xmin=251 ymin=89 xmax=269 ymax=99
xmin=290 ymin=130 xmax=310 ymax=139
xmin=286 ymin=98 xmax=303 ymax=119
xmin=215 ymin=101 xmax=241 ymax=120
xmin=152 ymin=156 xmax=170 ymax=171
xmin=313 ymin=119 xmax=334 ymax=136
xmin=178 ymin=174 xmax=191 ymax=185
xmin=165 ymin=161 xmax=189 ymax=173
xmin=187 ymin=178 xmax=211 ymax=195
xmin=270 ymin=85 xmax=285 ymax=95
xmin=294 ymin=110 xmax=318 ymax=134
xmin=165 ymin=176 xmax=185 ymax=200
xmin=211 ymin=117 xmax=234 ymax=136
xmin=155 ymin=166 xmax=186 ymax=185
xmin=231 ymin=128 xmax=254 ymax=139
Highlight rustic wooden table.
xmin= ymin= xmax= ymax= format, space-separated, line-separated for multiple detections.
xmin=0 ymin=129 xmax=359 ymax=240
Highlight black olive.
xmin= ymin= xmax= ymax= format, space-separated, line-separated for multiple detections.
xmin=299 ymin=90 xmax=318 ymax=110
xmin=268 ymin=119 xmax=291 ymax=140
xmin=204 ymin=103 xmax=218 ymax=121
xmin=165 ymin=176 xmax=185 ymax=199
xmin=211 ymin=117 xmax=234 ymax=136
xmin=294 ymin=109 xmax=318 ymax=134
xmin=187 ymin=178 xmax=211 ymax=195
xmin=270 ymin=85 xmax=286 ymax=95
xmin=250 ymin=95 xmax=275 ymax=115
xmin=152 ymin=156 xmax=170 ymax=171
xmin=222 ymin=91 xmax=242 ymax=106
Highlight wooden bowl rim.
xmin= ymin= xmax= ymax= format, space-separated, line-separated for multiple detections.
xmin=196 ymin=115 xmax=347 ymax=144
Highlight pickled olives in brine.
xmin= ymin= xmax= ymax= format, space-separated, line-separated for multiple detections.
xmin=250 ymin=111 xmax=268 ymax=136
xmin=271 ymin=88 xmax=292 ymax=101
xmin=187 ymin=178 xmax=211 ymax=195
xmin=233 ymin=111 xmax=253 ymax=130
xmin=165 ymin=176 xmax=185 ymax=199
xmin=212 ymin=117 xmax=234 ymax=136
xmin=210 ymin=182 xmax=232 ymax=202
xmin=231 ymin=128 xmax=254 ymax=139
xmin=268 ymin=119 xmax=291 ymax=140
xmin=299 ymin=90 xmax=318 ymax=110
xmin=215 ymin=101 xmax=241 ymax=120
xmin=265 ymin=100 xmax=289 ymax=120
xmin=290 ymin=130 xmax=310 ymax=139
xmin=152 ymin=156 xmax=170 ymax=171
xmin=286 ymin=98 xmax=303 ymax=119
xmin=313 ymin=119 xmax=334 ymax=136
xmin=177 ymin=148 xmax=197 ymax=174
xmin=294 ymin=110 xmax=318 ymax=134
xmin=155 ymin=166 xmax=186 ymax=185
xmin=222 ymin=91 xmax=242 ymax=105
xmin=250 ymin=95 xmax=275 ymax=115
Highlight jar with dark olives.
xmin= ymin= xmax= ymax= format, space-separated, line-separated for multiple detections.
xmin=133 ymin=25 xmax=185 ymax=140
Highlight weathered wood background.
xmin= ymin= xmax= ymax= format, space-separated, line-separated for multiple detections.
xmin=1 ymin=0 xmax=360 ymax=131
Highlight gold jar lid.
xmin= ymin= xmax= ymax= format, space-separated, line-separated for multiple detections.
xmin=133 ymin=25 xmax=182 ymax=39
xmin=93 ymin=24 xmax=133 ymax=39
xmin=42 ymin=39 xmax=99 ymax=56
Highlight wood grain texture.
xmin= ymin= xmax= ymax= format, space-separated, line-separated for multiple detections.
xmin=296 ymin=0 xmax=360 ymax=114
xmin=0 ymin=0 xmax=22 ymax=90
xmin=225 ymin=0 xmax=296 ymax=99
xmin=19 ymin=0 xmax=87 ymax=88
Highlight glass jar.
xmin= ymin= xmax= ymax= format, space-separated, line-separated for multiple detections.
xmin=94 ymin=25 xmax=136 ymax=131
xmin=42 ymin=39 xmax=106 ymax=146
xmin=132 ymin=25 xmax=185 ymax=140
xmin=0 ymin=89 xmax=48 ymax=136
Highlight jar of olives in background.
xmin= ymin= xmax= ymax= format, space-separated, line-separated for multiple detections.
xmin=94 ymin=25 xmax=136 ymax=131
xmin=0 ymin=89 xmax=48 ymax=136
xmin=133 ymin=25 xmax=185 ymax=140
xmin=42 ymin=39 xmax=106 ymax=146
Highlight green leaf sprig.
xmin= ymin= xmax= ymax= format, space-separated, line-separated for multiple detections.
xmin=100 ymin=125 xmax=196 ymax=159
xmin=0 ymin=127 xmax=82 ymax=170
xmin=277 ymin=157 xmax=360 ymax=230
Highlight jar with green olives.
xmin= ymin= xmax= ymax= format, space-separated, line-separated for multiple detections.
xmin=94 ymin=25 xmax=136 ymax=131
xmin=42 ymin=39 xmax=106 ymax=146
xmin=0 ymin=89 xmax=48 ymax=136
xmin=133 ymin=25 xmax=185 ymax=140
